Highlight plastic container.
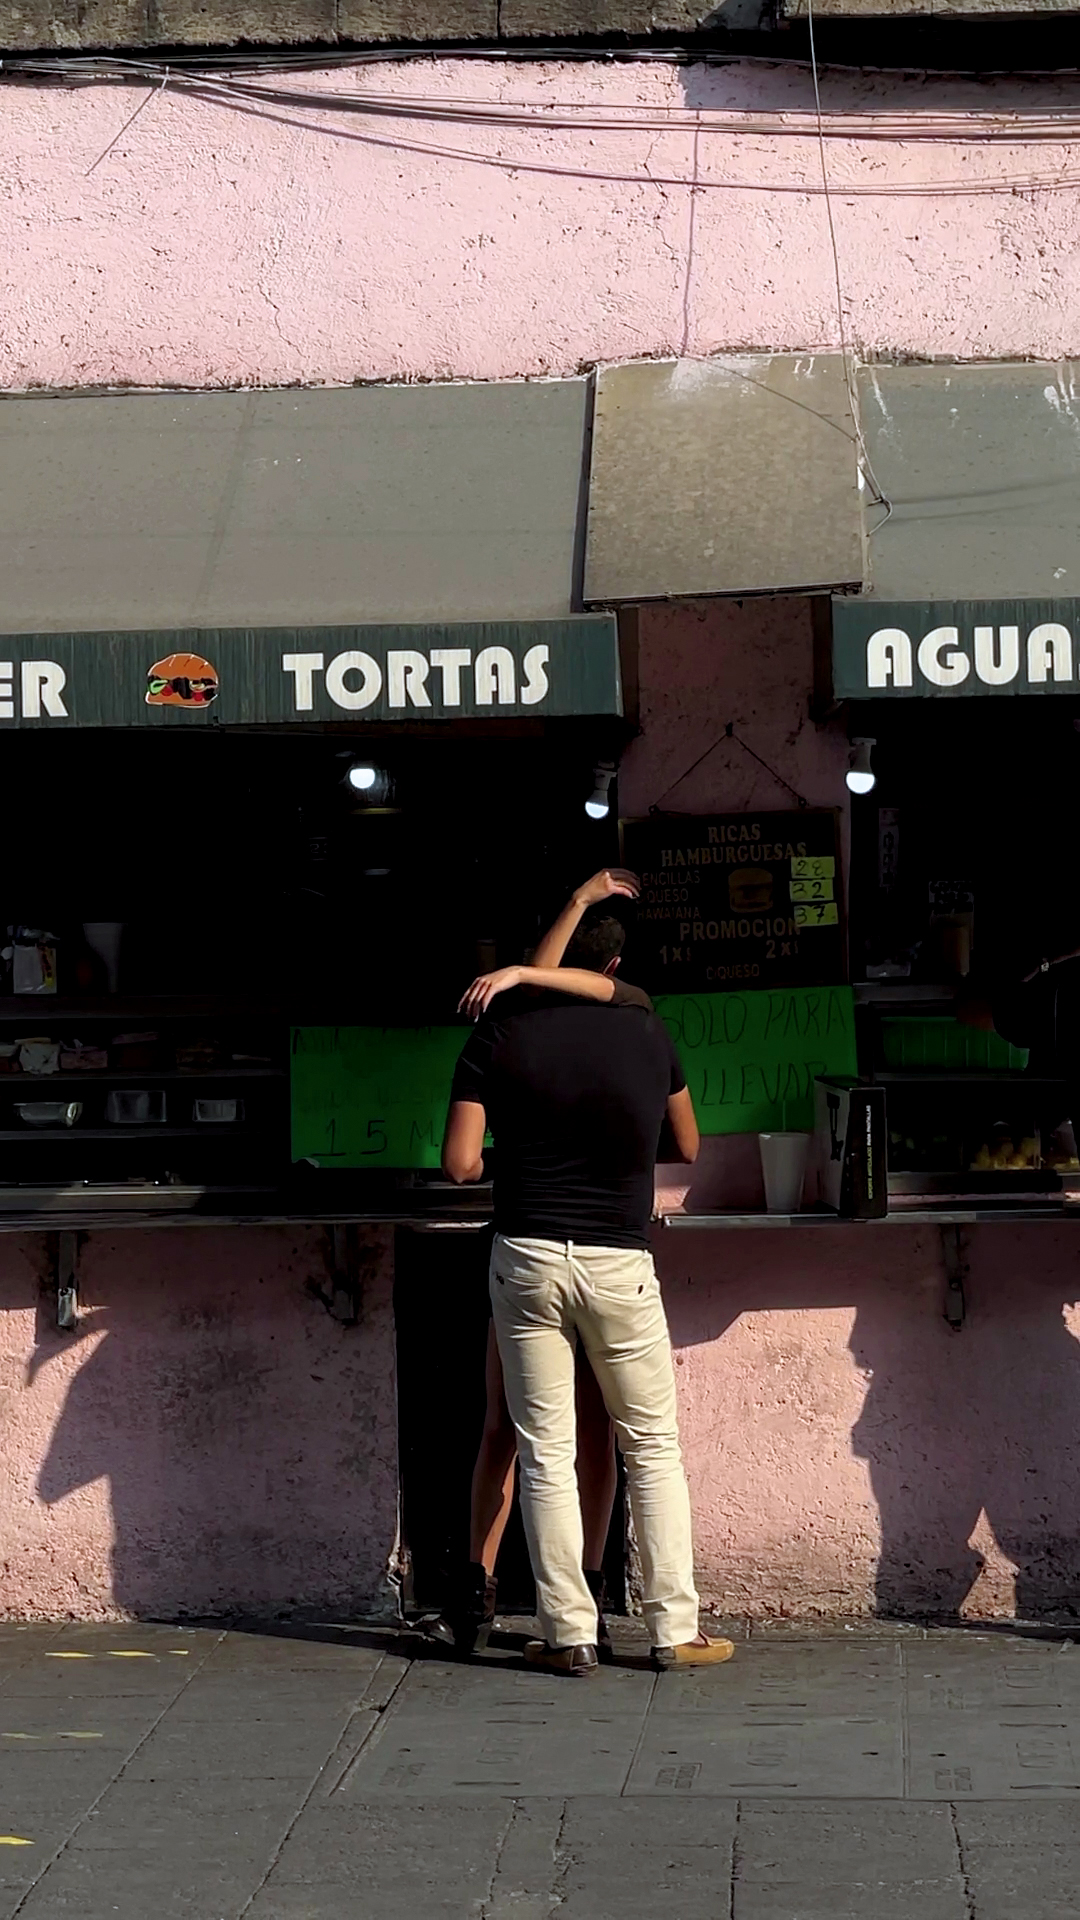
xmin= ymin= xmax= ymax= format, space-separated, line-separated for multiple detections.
xmin=106 ymin=1090 xmax=166 ymax=1126
xmin=880 ymin=1017 xmax=1029 ymax=1073
xmin=758 ymin=1131 xmax=810 ymax=1213
xmin=193 ymin=1098 xmax=243 ymax=1124
xmin=16 ymin=1101 xmax=82 ymax=1128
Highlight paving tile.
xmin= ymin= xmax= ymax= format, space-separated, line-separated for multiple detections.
xmin=654 ymin=1643 xmax=903 ymax=1715
xmin=735 ymin=1801 xmax=960 ymax=1876
xmin=248 ymin=1895 xmax=474 ymax=1919
xmin=0 ymin=1658 xmax=198 ymax=1700
xmin=208 ymin=1628 xmax=394 ymax=1666
xmin=955 ymin=1803 xmax=1080 ymax=1846
xmin=749 ymin=1619 xmax=928 ymax=1639
xmin=627 ymin=1709 xmax=903 ymax=1798
xmin=76 ymin=1776 xmax=305 ymax=1828
xmin=122 ymin=1713 xmax=357 ymax=1782
xmin=0 ymin=1749 xmax=120 ymax=1797
xmin=68 ymin=1789 xmax=295 ymax=1856
xmin=163 ymin=1674 xmax=376 ymax=1721
xmin=906 ymin=1642 xmax=1080 ymax=1797
xmin=267 ymin=1799 xmax=510 ymax=1895
xmin=0 ymin=1696 xmax=162 ymax=1753
xmin=340 ymin=1660 xmax=652 ymax=1798
xmin=13 ymin=1852 xmax=260 ymax=1919
xmin=962 ymin=1842 xmax=1080 ymax=1895
xmin=555 ymin=1798 xmax=735 ymax=1919
xmin=732 ymin=1879 xmax=967 ymax=1918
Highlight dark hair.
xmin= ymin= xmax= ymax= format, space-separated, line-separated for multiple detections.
xmin=564 ymin=913 xmax=626 ymax=973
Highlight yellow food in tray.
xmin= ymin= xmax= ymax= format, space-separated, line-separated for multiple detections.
xmin=969 ymin=1137 xmax=1040 ymax=1172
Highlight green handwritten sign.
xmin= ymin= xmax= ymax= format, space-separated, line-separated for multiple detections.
xmin=655 ymin=985 xmax=857 ymax=1135
xmin=291 ymin=986 xmax=857 ymax=1167
xmin=291 ymin=1026 xmax=465 ymax=1168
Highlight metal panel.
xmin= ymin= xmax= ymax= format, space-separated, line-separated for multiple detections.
xmin=859 ymin=362 xmax=1080 ymax=602
xmin=0 ymin=382 xmax=590 ymax=633
xmin=0 ymin=619 xmax=620 ymax=726
xmin=584 ymin=355 xmax=865 ymax=603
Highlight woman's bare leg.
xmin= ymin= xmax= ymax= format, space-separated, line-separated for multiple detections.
xmin=575 ymin=1347 xmax=618 ymax=1571
xmin=470 ymin=1321 xmax=518 ymax=1574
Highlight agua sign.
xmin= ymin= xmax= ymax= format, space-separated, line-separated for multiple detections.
xmin=832 ymin=599 xmax=1080 ymax=699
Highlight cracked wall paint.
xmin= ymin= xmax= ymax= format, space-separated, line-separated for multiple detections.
xmin=3 ymin=61 xmax=1080 ymax=387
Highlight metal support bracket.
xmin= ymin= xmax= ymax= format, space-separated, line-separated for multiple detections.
xmin=56 ymin=1231 xmax=79 ymax=1331
xmin=308 ymin=1224 xmax=363 ymax=1326
xmin=941 ymin=1226 xmax=968 ymax=1330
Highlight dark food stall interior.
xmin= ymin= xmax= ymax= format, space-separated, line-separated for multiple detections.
xmin=0 ymin=724 xmax=621 ymax=1205
xmin=848 ymin=698 xmax=1080 ymax=1200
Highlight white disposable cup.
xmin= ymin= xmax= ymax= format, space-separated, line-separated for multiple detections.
xmin=758 ymin=1131 xmax=810 ymax=1214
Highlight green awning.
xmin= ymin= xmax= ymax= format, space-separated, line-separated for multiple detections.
xmin=0 ymin=619 xmax=621 ymax=726
xmin=832 ymin=598 xmax=1080 ymax=700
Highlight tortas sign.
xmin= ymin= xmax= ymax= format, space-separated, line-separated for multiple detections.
xmin=0 ymin=619 xmax=621 ymax=725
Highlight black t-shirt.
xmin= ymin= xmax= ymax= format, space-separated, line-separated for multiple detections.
xmin=451 ymin=988 xmax=686 ymax=1249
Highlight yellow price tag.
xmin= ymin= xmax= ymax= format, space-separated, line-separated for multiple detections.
xmin=790 ymin=876 xmax=835 ymax=904
xmin=791 ymin=856 xmax=835 ymax=881
xmin=793 ymin=901 xmax=839 ymax=929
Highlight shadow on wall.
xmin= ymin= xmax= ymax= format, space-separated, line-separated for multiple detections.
xmin=0 ymin=1228 xmax=399 ymax=1621
xmin=661 ymin=1223 xmax=1080 ymax=1619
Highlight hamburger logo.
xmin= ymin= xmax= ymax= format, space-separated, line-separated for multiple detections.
xmin=728 ymin=869 xmax=774 ymax=913
xmin=146 ymin=652 xmax=219 ymax=709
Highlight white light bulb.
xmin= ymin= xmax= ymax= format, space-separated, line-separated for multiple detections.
xmin=846 ymin=740 xmax=876 ymax=795
xmin=347 ymin=764 xmax=378 ymax=792
xmin=585 ymin=797 xmax=610 ymax=820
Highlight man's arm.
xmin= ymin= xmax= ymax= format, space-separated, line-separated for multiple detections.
xmin=663 ymin=1087 xmax=700 ymax=1164
xmin=531 ymin=869 xmax=640 ymax=968
xmin=442 ymin=1100 xmax=488 ymax=1183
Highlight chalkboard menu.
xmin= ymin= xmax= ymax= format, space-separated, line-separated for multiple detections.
xmin=622 ymin=811 xmax=845 ymax=993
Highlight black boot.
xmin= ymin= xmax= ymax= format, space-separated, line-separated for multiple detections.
xmin=585 ymin=1567 xmax=613 ymax=1663
xmin=427 ymin=1561 xmax=497 ymax=1658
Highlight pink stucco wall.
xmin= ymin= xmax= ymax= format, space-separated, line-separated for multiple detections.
xmin=4 ymin=59 xmax=1080 ymax=388
xmin=662 ymin=1223 xmax=1080 ymax=1620
xmin=0 ymin=1226 xmax=400 ymax=1620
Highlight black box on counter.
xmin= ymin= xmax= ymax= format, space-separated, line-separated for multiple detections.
xmin=813 ymin=1077 xmax=888 ymax=1218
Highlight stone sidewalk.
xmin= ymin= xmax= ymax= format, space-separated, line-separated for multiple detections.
xmin=2 ymin=1615 xmax=1080 ymax=1916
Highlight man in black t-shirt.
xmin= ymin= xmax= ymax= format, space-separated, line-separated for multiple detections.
xmin=443 ymin=915 xmax=735 ymax=1678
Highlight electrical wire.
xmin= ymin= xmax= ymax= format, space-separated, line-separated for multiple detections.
xmin=17 ymin=58 xmax=1080 ymax=199
xmin=5 ymin=43 xmax=1080 ymax=82
xmin=805 ymin=0 xmax=890 ymax=528
xmin=9 ymin=52 xmax=1080 ymax=142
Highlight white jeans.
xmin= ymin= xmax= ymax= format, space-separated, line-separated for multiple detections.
xmin=490 ymin=1233 xmax=700 ymax=1650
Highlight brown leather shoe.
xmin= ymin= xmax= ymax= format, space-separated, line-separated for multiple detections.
xmin=652 ymin=1633 xmax=736 ymax=1671
xmin=427 ymin=1563 xmax=498 ymax=1658
xmin=524 ymin=1640 xmax=598 ymax=1677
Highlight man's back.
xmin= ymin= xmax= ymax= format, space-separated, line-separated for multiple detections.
xmin=451 ymin=991 xmax=685 ymax=1249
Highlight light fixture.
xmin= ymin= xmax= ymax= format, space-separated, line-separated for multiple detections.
xmin=845 ymin=738 xmax=876 ymax=796
xmin=585 ymin=763 xmax=615 ymax=820
xmin=343 ymin=761 xmax=391 ymax=805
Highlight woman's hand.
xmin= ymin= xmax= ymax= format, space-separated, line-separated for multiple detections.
xmin=573 ymin=869 xmax=641 ymax=909
xmin=458 ymin=965 xmax=523 ymax=1020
